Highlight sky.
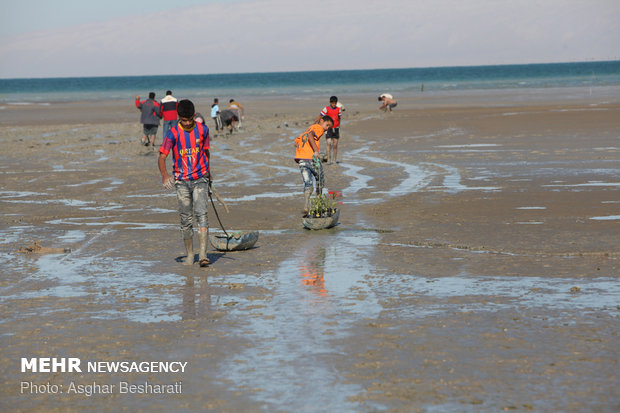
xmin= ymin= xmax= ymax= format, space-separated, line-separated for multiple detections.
xmin=0 ymin=0 xmax=618 ymax=78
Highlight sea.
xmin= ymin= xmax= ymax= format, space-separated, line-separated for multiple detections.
xmin=0 ymin=60 xmax=619 ymax=104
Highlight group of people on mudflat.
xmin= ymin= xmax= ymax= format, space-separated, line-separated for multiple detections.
xmin=135 ymin=91 xmax=244 ymax=148
xmin=135 ymin=91 xmax=396 ymax=267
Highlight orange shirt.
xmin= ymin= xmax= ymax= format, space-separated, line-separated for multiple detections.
xmin=295 ymin=124 xmax=324 ymax=160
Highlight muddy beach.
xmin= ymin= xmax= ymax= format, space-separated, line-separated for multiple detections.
xmin=1 ymin=90 xmax=619 ymax=412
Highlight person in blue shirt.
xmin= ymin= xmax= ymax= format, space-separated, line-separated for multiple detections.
xmin=211 ymin=98 xmax=222 ymax=132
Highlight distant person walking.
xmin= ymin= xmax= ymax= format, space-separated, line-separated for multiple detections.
xmin=158 ymin=99 xmax=211 ymax=267
xmin=378 ymin=93 xmax=397 ymax=112
xmin=211 ymin=98 xmax=222 ymax=132
xmin=314 ymin=95 xmax=343 ymax=164
xmin=160 ymin=90 xmax=178 ymax=139
xmin=135 ymin=92 xmax=161 ymax=147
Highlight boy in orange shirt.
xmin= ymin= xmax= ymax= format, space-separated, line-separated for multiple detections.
xmin=294 ymin=116 xmax=334 ymax=215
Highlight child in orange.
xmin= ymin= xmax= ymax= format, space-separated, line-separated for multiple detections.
xmin=294 ymin=116 xmax=334 ymax=214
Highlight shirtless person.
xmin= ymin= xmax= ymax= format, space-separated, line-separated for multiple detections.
xmin=378 ymin=93 xmax=398 ymax=112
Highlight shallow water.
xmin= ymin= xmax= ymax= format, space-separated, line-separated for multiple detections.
xmin=589 ymin=215 xmax=620 ymax=221
xmin=215 ymin=231 xmax=382 ymax=411
xmin=3 ymin=220 xmax=616 ymax=411
xmin=371 ymin=272 xmax=619 ymax=320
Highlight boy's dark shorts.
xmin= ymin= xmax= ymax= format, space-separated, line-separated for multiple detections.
xmin=143 ymin=124 xmax=159 ymax=136
xmin=326 ymin=127 xmax=340 ymax=140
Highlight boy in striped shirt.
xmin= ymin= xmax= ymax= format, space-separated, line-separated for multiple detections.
xmin=158 ymin=99 xmax=211 ymax=267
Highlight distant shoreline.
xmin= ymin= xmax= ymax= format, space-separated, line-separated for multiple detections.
xmin=2 ymin=61 xmax=619 ymax=105
xmin=1 ymin=59 xmax=619 ymax=81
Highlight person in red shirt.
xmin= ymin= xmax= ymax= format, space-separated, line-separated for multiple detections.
xmin=294 ymin=116 xmax=334 ymax=214
xmin=314 ymin=96 xmax=342 ymax=164
xmin=158 ymin=99 xmax=211 ymax=267
xmin=160 ymin=90 xmax=178 ymax=140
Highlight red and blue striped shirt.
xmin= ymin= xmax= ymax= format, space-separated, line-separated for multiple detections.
xmin=159 ymin=122 xmax=210 ymax=181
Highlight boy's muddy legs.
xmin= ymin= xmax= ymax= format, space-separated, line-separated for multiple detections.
xmin=183 ymin=237 xmax=194 ymax=265
xmin=333 ymin=142 xmax=338 ymax=164
xmin=303 ymin=188 xmax=312 ymax=215
xmin=198 ymin=230 xmax=209 ymax=267
xmin=327 ymin=140 xmax=334 ymax=164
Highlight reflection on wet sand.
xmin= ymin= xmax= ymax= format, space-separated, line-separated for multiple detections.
xmin=215 ymin=231 xmax=382 ymax=411
xmin=298 ymin=244 xmax=327 ymax=297
xmin=182 ymin=275 xmax=215 ymax=321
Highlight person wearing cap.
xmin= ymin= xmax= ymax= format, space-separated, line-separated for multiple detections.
xmin=158 ymin=99 xmax=211 ymax=267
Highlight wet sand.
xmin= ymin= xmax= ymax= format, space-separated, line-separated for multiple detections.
xmin=1 ymin=91 xmax=619 ymax=412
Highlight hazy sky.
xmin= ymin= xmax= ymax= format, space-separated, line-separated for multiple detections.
xmin=0 ymin=0 xmax=618 ymax=78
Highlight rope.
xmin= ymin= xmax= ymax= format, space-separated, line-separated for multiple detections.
xmin=313 ymin=157 xmax=324 ymax=195
xmin=208 ymin=189 xmax=230 ymax=250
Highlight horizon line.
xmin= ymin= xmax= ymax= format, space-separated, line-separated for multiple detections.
xmin=2 ymin=59 xmax=619 ymax=82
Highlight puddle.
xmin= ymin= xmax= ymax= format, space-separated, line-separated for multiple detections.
xmin=46 ymin=217 xmax=176 ymax=230
xmin=589 ymin=215 xmax=620 ymax=221
xmin=214 ymin=144 xmax=297 ymax=187
xmin=0 ymin=169 xmax=88 ymax=175
xmin=0 ymin=225 xmax=35 ymax=246
xmin=57 ymin=230 xmax=88 ymax=243
xmin=126 ymin=193 xmax=176 ymax=198
xmin=3 ymin=198 xmax=95 ymax=207
xmin=219 ymin=230 xmax=382 ymax=411
xmin=64 ymin=178 xmax=124 ymax=191
xmin=362 ymin=154 xmax=432 ymax=196
xmin=424 ymin=163 xmax=501 ymax=193
xmin=224 ymin=191 xmax=295 ymax=202
xmin=434 ymin=143 xmax=501 ymax=149
xmin=370 ymin=273 xmax=620 ymax=320
xmin=543 ymin=181 xmax=620 ymax=189
xmin=148 ymin=207 xmax=177 ymax=214
xmin=0 ymin=236 xmax=185 ymax=324
xmin=214 ymin=151 xmax=263 ymax=186
xmin=80 ymin=203 xmax=126 ymax=211
xmin=339 ymin=162 xmax=373 ymax=194
xmin=0 ymin=190 xmax=49 ymax=198
xmin=340 ymin=148 xmax=501 ymax=201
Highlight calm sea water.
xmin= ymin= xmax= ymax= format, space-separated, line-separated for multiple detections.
xmin=1 ymin=61 xmax=619 ymax=103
